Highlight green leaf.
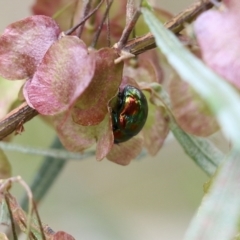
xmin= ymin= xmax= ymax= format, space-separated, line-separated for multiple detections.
xmin=0 ymin=200 xmax=10 ymax=225
xmin=184 ymin=150 xmax=240 ymax=240
xmin=142 ymin=8 xmax=240 ymax=149
xmin=159 ymin=88 xmax=224 ymax=176
xmin=168 ymin=114 xmax=223 ymax=176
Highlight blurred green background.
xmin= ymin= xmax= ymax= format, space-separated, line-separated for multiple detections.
xmin=0 ymin=1 xmax=210 ymax=239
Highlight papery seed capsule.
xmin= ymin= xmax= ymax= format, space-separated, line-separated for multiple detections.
xmin=112 ymin=85 xmax=148 ymax=143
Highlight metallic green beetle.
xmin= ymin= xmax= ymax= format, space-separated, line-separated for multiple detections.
xmin=112 ymin=85 xmax=148 ymax=143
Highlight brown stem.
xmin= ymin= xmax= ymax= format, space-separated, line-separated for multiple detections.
xmin=90 ymin=0 xmax=114 ymax=48
xmin=0 ymin=102 xmax=38 ymax=140
xmin=5 ymin=193 xmax=18 ymax=240
xmin=65 ymin=0 xmax=104 ymax=36
xmin=32 ymin=200 xmax=47 ymax=240
xmin=123 ymin=0 xmax=219 ymax=55
xmin=106 ymin=0 xmax=111 ymax=46
xmin=117 ymin=8 xmax=141 ymax=49
xmin=0 ymin=0 xmax=219 ymax=140
xmin=77 ymin=0 xmax=92 ymax=38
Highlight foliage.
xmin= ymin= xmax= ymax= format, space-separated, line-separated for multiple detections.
xmin=0 ymin=0 xmax=240 ymax=239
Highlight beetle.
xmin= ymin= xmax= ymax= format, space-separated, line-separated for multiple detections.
xmin=112 ymin=85 xmax=148 ymax=143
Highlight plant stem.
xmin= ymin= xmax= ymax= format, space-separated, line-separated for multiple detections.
xmin=123 ymin=0 xmax=219 ymax=56
xmin=117 ymin=8 xmax=141 ymax=49
xmin=5 ymin=193 xmax=18 ymax=240
xmin=65 ymin=0 xmax=104 ymax=35
xmin=0 ymin=102 xmax=38 ymax=140
xmin=90 ymin=0 xmax=114 ymax=48
xmin=0 ymin=141 xmax=95 ymax=160
xmin=77 ymin=0 xmax=92 ymax=38
xmin=20 ymin=137 xmax=66 ymax=211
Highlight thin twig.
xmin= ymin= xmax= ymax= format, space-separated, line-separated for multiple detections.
xmin=123 ymin=0 xmax=220 ymax=56
xmin=32 ymin=200 xmax=46 ymax=240
xmin=5 ymin=193 xmax=18 ymax=240
xmin=91 ymin=0 xmax=114 ymax=48
xmin=65 ymin=0 xmax=104 ymax=35
xmin=18 ymin=178 xmax=34 ymax=240
xmin=117 ymin=8 xmax=141 ymax=49
xmin=126 ymin=0 xmax=136 ymax=25
xmin=19 ymin=218 xmax=37 ymax=240
xmin=0 ymin=176 xmax=34 ymax=239
xmin=0 ymin=0 xmax=219 ymax=141
xmin=117 ymin=0 xmax=143 ymax=49
xmin=106 ymin=0 xmax=111 ymax=46
xmin=0 ymin=102 xmax=38 ymax=140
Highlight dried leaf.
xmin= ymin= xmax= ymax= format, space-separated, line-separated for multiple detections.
xmin=107 ymin=136 xmax=143 ymax=165
xmin=6 ymin=193 xmax=53 ymax=240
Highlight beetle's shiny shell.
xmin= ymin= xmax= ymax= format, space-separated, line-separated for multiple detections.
xmin=112 ymin=85 xmax=148 ymax=143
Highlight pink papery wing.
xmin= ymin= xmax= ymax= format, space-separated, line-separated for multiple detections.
xmin=24 ymin=36 xmax=95 ymax=115
xmin=0 ymin=16 xmax=60 ymax=80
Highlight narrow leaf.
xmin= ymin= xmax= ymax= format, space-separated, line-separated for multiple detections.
xmin=184 ymin=150 xmax=240 ymax=240
xmin=168 ymin=113 xmax=223 ymax=176
xmin=159 ymin=87 xmax=224 ymax=176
